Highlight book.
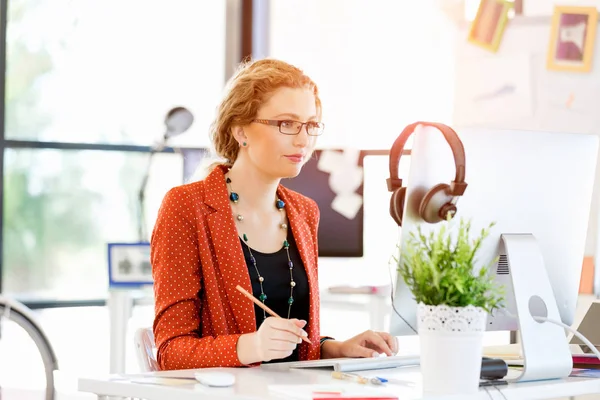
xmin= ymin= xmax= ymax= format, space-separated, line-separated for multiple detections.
xmin=573 ymin=355 xmax=599 ymax=362
xmin=573 ymin=354 xmax=600 ymax=366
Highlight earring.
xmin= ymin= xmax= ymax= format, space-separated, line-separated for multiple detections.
xmin=242 ymin=142 xmax=247 ymax=147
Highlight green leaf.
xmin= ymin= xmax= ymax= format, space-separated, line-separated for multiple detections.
xmin=396 ymin=216 xmax=505 ymax=312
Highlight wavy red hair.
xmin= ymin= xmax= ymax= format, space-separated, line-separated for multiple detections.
xmin=210 ymin=58 xmax=321 ymax=166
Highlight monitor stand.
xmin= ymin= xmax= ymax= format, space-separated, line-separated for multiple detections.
xmin=501 ymin=234 xmax=573 ymax=382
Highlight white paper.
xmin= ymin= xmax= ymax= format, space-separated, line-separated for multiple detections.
xmin=340 ymin=147 xmax=361 ymax=168
xmin=317 ymin=150 xmax=343 ymax=173
xmin=328 ymin=166 xmax=363 ymax=195
xmin=534 ymin=53 xmax=600 ymax=134
xmin=269 ymin=384 xmax=400 ymax=400
xmin=453 ymin=55 xmax=533 ymax=127
xmin=331 ymin=192 xmax=363 ymax=220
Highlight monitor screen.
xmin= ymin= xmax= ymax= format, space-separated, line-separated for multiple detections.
xmin=281 ymin=149 xmax=367 ymax=258
xmin=180 ymin=148 xmax=378 ymax=258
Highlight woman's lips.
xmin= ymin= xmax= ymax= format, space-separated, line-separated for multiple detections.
xmin=285 ymin=155 xmax=304 ymax=163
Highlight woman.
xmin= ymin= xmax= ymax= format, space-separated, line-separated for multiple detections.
xmin=151 ymin=58 xmax=397 ymax=370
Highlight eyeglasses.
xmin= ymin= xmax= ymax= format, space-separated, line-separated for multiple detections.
xmin=253 ymin=119 xmax=325 ymax=136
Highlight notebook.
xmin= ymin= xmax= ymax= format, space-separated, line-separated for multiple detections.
xmin=572 ymin=354 xmax=600 ymax=365
xmin=261 ymin=354 xmax=420 ymax=372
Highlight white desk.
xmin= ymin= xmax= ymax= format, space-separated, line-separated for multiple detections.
xmin=107 ymin=293 xmax=596 ymax=375
xmin=108 ymin=287 xmax=390 ymax=374
xmin=78 ymin=365 xmax=600 ymax=400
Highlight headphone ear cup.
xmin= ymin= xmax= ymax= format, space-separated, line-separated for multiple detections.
xmin=389 ymin=187 xmax=406 ymax=226
xmin=419 ymin=183 xmax=457 ymax=224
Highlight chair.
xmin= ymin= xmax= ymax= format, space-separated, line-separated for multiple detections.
xmin=134 ymin=327 xmax=159 ymax=372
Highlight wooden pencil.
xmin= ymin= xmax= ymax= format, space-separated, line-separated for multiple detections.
xmin=235 ymin=284 xmax=312 ymax=344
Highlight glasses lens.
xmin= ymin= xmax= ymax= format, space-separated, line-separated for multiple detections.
xmin=307 ymin=122 xmax=323 ymax=136
xmin=280 ymin=120 xmax=302 ymax=134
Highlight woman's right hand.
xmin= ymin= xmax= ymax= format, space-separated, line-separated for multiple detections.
xmin=237 ymin=317 xmax=308 ymax=364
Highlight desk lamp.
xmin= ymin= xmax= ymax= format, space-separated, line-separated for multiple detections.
xmin=137 ymin=107 xmax=194 ymax=241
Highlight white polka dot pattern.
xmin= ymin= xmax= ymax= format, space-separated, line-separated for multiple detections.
xmin=151 ymin=165 xmax=325 ymax=370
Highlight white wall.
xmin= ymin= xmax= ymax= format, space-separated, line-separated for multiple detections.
xmin=452 ymin=14 xmax=600 ymax=256
xmin=268 ymin=0 xmax=458 ymax=289
xmin=525 ymin=0 xmax=600 ymax=16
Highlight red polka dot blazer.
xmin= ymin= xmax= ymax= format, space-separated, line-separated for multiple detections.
xmin=151 ymin=165 xmax=324 ymax=370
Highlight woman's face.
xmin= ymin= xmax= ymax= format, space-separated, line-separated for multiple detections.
xmin=237 ymin=86 xmax=321 ymax=180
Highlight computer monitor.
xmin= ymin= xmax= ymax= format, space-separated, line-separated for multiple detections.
xmin=390 ymin=126 xmax=598 ymax=337
xmin=282 ymin=149 xmax=364 ymax=257
xmin=182 ymin=148 xmax=365 ymax=258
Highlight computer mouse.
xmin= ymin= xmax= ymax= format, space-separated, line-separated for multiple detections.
xmin=194 ymin=371 xmax=236 ymax=387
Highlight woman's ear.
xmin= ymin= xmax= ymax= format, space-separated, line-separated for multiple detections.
xmin=231 ymin=125 xmax=247 ymax=146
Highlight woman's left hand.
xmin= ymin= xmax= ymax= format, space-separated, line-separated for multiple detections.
xmin=321 ymin=330 xmax=399 ymax=359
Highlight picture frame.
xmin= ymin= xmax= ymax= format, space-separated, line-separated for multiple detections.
xmin=546 ymin=5 xmax=598 ymax=73
xmin=107 ymin=242 xmax=152 ymax=288
xmin=467 ymin=0 xmax=513 ymax=52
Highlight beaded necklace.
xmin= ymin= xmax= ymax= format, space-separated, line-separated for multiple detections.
xmin=226 ymin=175 xmax=296 ymax=320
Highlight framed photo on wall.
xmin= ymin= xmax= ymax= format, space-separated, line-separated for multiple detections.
xmin=467 ymin=0 xmax=513 ymax=52
xmin=107 ymin=242 xmax=152 ymax=287
xmin=547 ymin=6 xmax=598 ymax=73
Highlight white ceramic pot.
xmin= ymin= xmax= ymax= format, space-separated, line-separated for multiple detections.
xmin=417 ymin=303 xmax=487 ymax=396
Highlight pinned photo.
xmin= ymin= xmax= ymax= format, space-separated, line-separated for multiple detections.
xmin=547 ymin=5 xmax=598 ymax=72
xmin=467 ymin=0 xmax=513 ymax=52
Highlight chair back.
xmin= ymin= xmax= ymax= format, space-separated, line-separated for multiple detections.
xmin=134 ymin=327 xmax=159 ymax=372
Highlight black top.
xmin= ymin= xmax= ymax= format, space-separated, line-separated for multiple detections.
xmin=240 ymin=232 xmax=310 ymax=363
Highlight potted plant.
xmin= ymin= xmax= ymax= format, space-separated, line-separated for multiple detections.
xmin=396 ymin=217 xmax=505 ymax=396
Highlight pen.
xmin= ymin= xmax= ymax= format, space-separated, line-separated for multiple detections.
xmin=331 ymin=371 xmax=369 ymax=384
xmin=236 ymin=285 xmax=312 ymax=344
xmin=373 ymin=376 xmax=415 ymax=387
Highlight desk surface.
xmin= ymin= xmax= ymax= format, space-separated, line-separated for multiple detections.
xmin=78 ymin=365 xmax=600 ymax=400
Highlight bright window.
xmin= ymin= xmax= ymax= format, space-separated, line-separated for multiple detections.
xmin=3 ymin=148 xmax=183 ymax=297
xmin=3 ymin=0 xmax=227 ymax=297
xmin=6 ymin=0 xmax=226 ymax=147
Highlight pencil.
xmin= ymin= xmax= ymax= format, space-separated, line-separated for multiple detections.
xmin=235 ymin=284 xmax=312 ymax=344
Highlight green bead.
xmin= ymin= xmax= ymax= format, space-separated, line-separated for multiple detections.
xmin=283 ymin=240 xmax=289 ymax=248
xmin=259 ymin=293 xmax=267 ymax=302
xmin=243 ymin=233 xmax=248 ymax=242
xmin=288 ymin=296 xmax=294 ymax=305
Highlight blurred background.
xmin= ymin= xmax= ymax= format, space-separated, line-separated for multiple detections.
xmin=1 ymin=0 xmax=600 ymax=398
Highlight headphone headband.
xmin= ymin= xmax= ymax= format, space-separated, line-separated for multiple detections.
xmin=387 ymin=121 xmax=467 ymax=196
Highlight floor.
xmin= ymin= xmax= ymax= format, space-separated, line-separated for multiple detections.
xmin=0 ymin=295 xmax=598 ymax=400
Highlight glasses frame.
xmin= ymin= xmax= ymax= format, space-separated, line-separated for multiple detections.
xmin=253 ymin=119 xmax=325 ymax=136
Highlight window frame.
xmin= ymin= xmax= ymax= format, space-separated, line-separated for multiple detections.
xmin=0 ymin=0 xmax=248 ymax=307
xmin=0 ymin=0 xmax=409 ymax=309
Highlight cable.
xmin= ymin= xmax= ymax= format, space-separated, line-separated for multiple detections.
xmin=532 ymin=316 xmax=600 ymax=361
xmin=491 ymin=383 xmax=508 ymax=400
xmin=387 ymin=256 xmax=418 ymax=334
xmin=482 ymin=384 xmax=508 ymax=400
xmin=480 ymin=308 xmax=600 ymax=400
xmin=386 ymin=254 xmax=509 ymax=398
xmin=482 ymin=385 xmax=492 ymax=399
xmin=499 ymin=308 xmax=600 ymax=361
xmin=390 ymin=299 xmax=418 ymax=335
xmin=384 ymin=257 xmax=600 ymax=396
